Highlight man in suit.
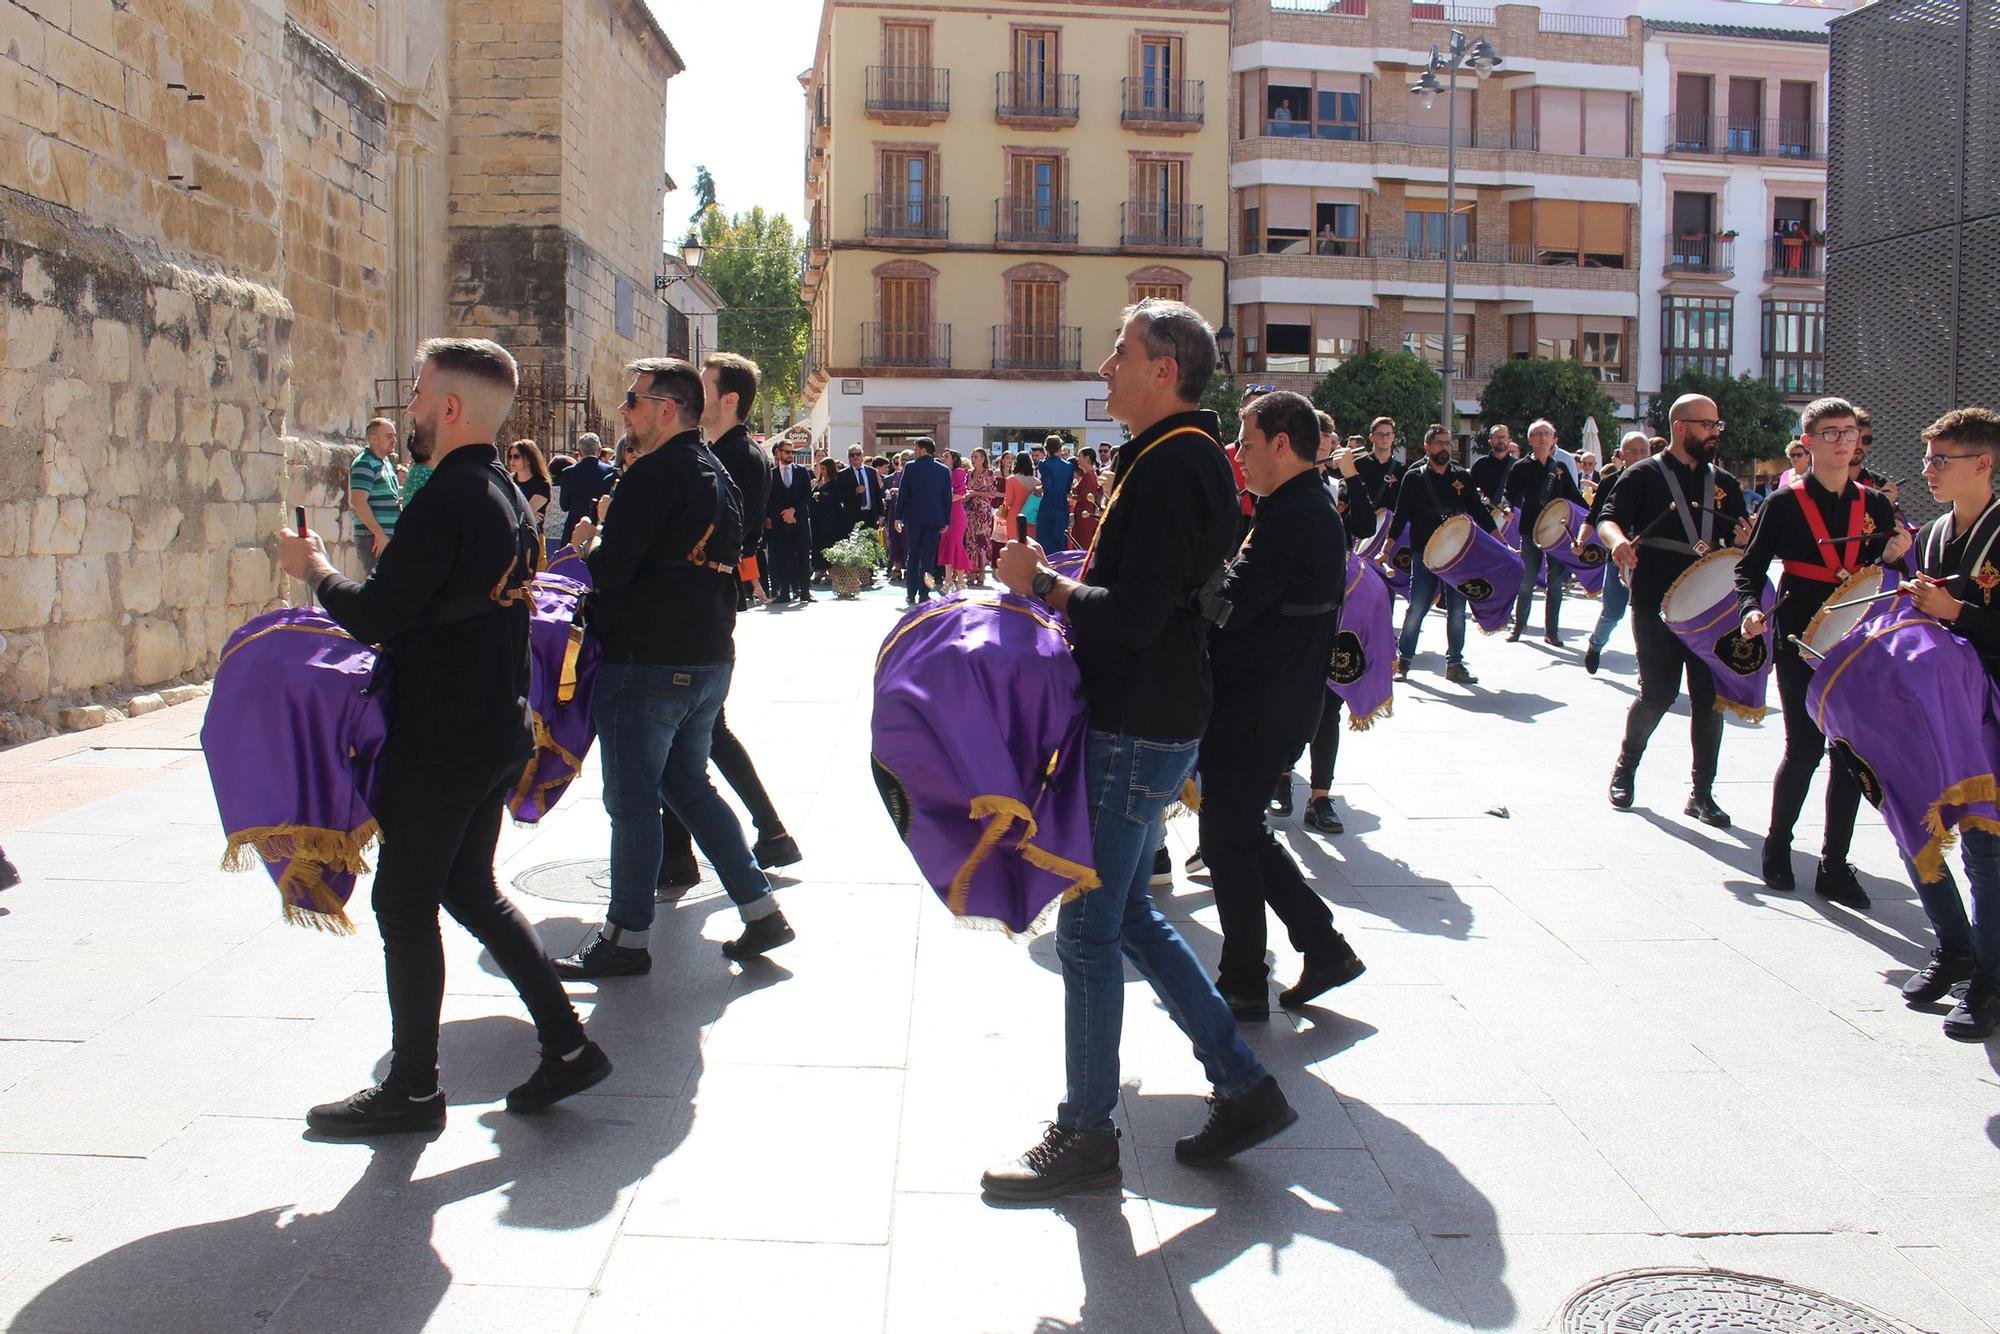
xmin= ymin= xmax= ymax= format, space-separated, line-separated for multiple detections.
xmin=556 ymin=434 xmax=616 ymax=547
xmin=896 ymin=436 xmax=952 ymax=606
xmin=844 ymin=443 xmax=884 ymax=537
xmin=766 ymin=437 xmax=814 ymax=602
xmin=1036 ymin=435 xmax=1075 ymax=550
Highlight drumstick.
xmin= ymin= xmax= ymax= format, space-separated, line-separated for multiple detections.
xmin=1786 ymin=634 xmax=1828 ymax=662
xmin=1820 ymin=587 xmax=1906 ymax=614
xmin=1815 ymin=531 xmax=1894 ymax=546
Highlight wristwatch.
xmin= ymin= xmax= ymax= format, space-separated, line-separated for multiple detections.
xmin=1030 ymin=568 xmax=1058 ymax=600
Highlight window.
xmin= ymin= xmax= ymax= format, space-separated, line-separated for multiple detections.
xmin=1404 ymin=208 xmax=1471 ymax=261
xmin=1266 ymin=321 xmax=1312 ymax=372
xmin=1403 ymin=330 xmax=1468 ymax=370
xmin=1763 ymin=299 xmax=1823 ymax=395
xmin=1009 ymin=154 xmax=1062 ymax=238
xmin=1777 ymin=80 xmax=1816 ymax=157
xmin=1516 ymin=201 xmax=1628 ymax=267
xmin=1266 ymin=81 xmax=1310 ymax=137
xmin=1662 ymin=296 xmax=1732 ymax=380
xmin=615 ymin=276 xmax=637 ymax=341
xmin=1316 ymin=202 xmax=1359 ymax=256
xmin=1316 ymin=89 xmax=1362 ymax=140
xmin=1580 ymin=330 xmax=1623 ymax=382
xmin=1241 ymin=305 xmax=1366 ymax=373
xmin=1134 ymin=282 xmax=1183 ymax=303
xmin=1727 ymin=77 xmax=1763 ymax=153
xmin=1012 ymin=28 xmax=1056 ymax=108
xmin=878 ymin=271 xmax=936 ymax=364
xmin=1136 ymin=158 xmax=1184 ymax=206
xmin=881 ymin=22 xmax=932 ymax=107
xmin=1008 ymin=278 xmax=1062 ymax=365
xmin=1240 ymin=206 xmax=1260 ymax=256
xmin=876 ymin=149 xmax=938 ymax=234
xmin=1138 ymin=36 xmax=1181 ymax=112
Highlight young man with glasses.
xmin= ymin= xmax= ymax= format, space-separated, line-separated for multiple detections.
xmin=1354 ymin=417 xmax=1406 ymax=511
xmin=1899 ymin=407 xmax=2000 ymax=1040
xmin=1734 ymin=398 xmax=1909 ymax=906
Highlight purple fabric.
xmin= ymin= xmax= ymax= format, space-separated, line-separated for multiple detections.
xmin=1663 ymin=551 xmax=1774 ymax=722
xmin=1538 ymin=499 xmax=1610 ymax=596
xmin=871 ymin=593 xmax=1098 ymax=933
xmin=1364 ymin=518 xmax=1412 ymax=599
xmin=1808 ymin=606 xmax=2000 ymax=882
xmin=1424 ymin=515 xmax=1526 ymax=633
xmin=1047 ymin=548 xmax=1088 ymax=584
xmin=1329 ymin=554 xmax=1395 ymax=728
xmin=544 ymin=545 xmax=592 ymax=588
xmin=201 ymin=608 xmax=390 ymax=927
xmin=508 ymin=572 xmax=601 ymax=823
xmin=1500 ymin=506 xmax=1522 ymax=551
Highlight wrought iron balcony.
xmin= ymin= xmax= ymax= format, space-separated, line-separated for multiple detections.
xmin=992 ymin=325 xmax=1083 ymax=372
xmin=864 ymin=193 xmax=949 ymax=241
xmin=995 ymin=71 xmax=1079 ymax=123
xmin=1766 ymin=238 xmax=1825 ymax=279
xmin=862 ymin=322 xmax=951 ymax=370
xmin=1271 ymin=0 xmax=1368 ymax=13
xmin=1664 ymin=234 xmax=1735 ymax=276
xmin=865 ymin=65 xmax=950 ymax=117
xmin=1122 ymin=202 xmax=1203 ymax=248
xmin=1121 ymin=77 xmax=1204 ymax=127
xmin=1665 ymin=114 xmax=1825 ymax=161
xmin=995 ymin=196 xmax=1079 ymax=245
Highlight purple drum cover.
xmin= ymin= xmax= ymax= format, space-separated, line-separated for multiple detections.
xmin=871 ymin=593 xmax=1099 ymax=934
xmin=1329 ymin=553 xmax=1395 ymax=729
xmin=1536 ymin=499 xmax=1609 ymax=595
xmin=1807 ymin=607 xmax=2000 ymax=883
xmin=545 ymin=544 xmax=592 ymax=587
xmin=202 ymin=608 xmax=391 ymax=932
xmin=1499 ymin=507 xmax=1522 ymax=551
xmin=1662 ymin=550 xmax=1773 ymax=723
xmin=1364 ymin=518 xmax=1413 ymax=599
xmin=1425 ymin=515 xmax=1526 ymax=634
xmin=509 ymin=572 xmax=602 ymax=823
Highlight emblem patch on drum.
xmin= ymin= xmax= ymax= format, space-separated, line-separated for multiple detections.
xmin=1330 ymin=630 xmax=1367 ymax=685
xmin=1831 ymin=740 xmax=1883 ymax=808
xmin=871 ymin=754 xmax=913 ymax=839
xmin=1713 ymin=629 xmax=1768 ymax=675
xmin=1579 ymin=544 xmax=1608 ymax=567
xmin=1462 ymin=578 xmax=1494 ymax=601
xmin=1392 ymin=549 xmax=1413 ymax=574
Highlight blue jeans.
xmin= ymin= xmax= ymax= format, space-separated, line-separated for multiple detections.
xmin=594 ymin=661 xmax=772 ymax=932
xmin=904 ymin=523 xmax=942 ymax=600
xmin=1056 ymin=730 xmax=1267 ymax=1135
xmin=1907 ymin=826 xmax=2000 ymax=985
xmin=1513 ymin=543 xmax=1564 ymax=632
xmin=1589 ymin=571 xmax=1630 ymax=652
xmin=1396 ymin=548 xmax=1468 ymax=666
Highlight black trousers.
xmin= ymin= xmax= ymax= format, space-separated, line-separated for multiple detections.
xmin=1769 ymin=647 xmax=1860 ymax=859
xmin=372 ymin=756 xmax=585 ymax=1091
xmin=1199 ymin=742 xmax=1341 ymax=996
xmin=1286 ymin=691 xmax=1342 ymax=792
xmin=1620 ymin=600 xmax=1724 ymax=792
xmin=767 ymin=523 xmax=810 ymax=600
xmin=660 ymin=707 xmax=783 ymax=862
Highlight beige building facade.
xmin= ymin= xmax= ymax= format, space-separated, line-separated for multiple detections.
xmin=800 ymin=0 xmax=1232 ymax=463
xmin=0 ymin=0 xmax=680 ymax=737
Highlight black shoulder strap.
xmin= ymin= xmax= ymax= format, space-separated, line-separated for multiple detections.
xmin=422 ymin=464 xmax=541 ymax=627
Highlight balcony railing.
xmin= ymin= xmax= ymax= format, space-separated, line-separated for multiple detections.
xmin=1121 ymin=77 xmax=1205 ymax=126
xmin=995 ymin=71 xmax=1079 ymax=122
xmin=1665 ymin=114 xmax=1825 ymax=161
xmin=1122 ymin=202 xmax=1203 ymax=248
xmin=1665 ymin=234 xmax=1736 ymax=276
xmin=996 ymin=196 xmax=1079 ymax=245
xmin=862 ymin=323 xmax=951 ymax=370
xmin=1538 ymin=10 xmax=1626 ymax=35
xmin=864 ymin=193 xmax=949 ymax=240
xmin=865 ymin=65 xmax=950 ymax=116
xmin=992 ymin=325 xmax=1083 ymax=372
xmin=1767 ymin=238 xmax=1825 ymax=279
xmin=1272 ymin=0 xmax=1367 ymax=13
xmin=1364 ymin=238 xmax=1539 ymax=264
xmin=1764 ymin=357 xmax=1824 ymax=397
xmin=1412 ymin=3 xmax=1495 ymax=24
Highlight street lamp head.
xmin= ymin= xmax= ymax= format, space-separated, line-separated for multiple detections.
xmin=680 ymin=234 xmax=705 ymax=270
xmin=1410 ymin=68 xmax=1444 ymax=109
xmin=1214 ymin=322 xmax=1236 ymax=373
xmin=1467 ymin=38 xmax=1502 ymax=73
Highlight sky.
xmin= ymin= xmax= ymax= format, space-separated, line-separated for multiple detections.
xmin=654 ymin=0 xmax=824 ymax=237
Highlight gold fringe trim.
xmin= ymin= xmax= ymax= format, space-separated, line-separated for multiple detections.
xmin=1714 ymin=697 xmax=1768 ymax=724
xmin=1162 ymin=776 xmax=1203 ymax=821
xmin=509 ymin=709 xmax=587 ymax=819
xmin=1913 ymin=776 xmax=2000 ymax=884
xmin=942 ymin=793 xmax=1104 ymax=937
xmin=219 ymin=822 xmax=374 ymax=933
xmin=1346 ymin=695 xmax=1394 ymax=732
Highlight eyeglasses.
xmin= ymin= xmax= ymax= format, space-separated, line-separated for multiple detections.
xmin=1809 ymin=426 xmax=1862 ymax=444
xmin=1674 ymin=418 xmax=1725 ymax=430
xmin=1921 ymin=452 xmax=1984 ymax=472
xmin=624 ymin=390 xmax=677 ymax=410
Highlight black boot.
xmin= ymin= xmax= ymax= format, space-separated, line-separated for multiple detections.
xmin=1684 ymin=791 xmax=1731 ymax=828
xmin=1584 ymin=645 xmax=1601 ymax=675
xmin=1944 ymin=977 xmax=2000 ymax=1041
xmin=1903 ymin=949 xmax=1975 ymax=1005
xmin=981 ymin=1124 xmax=1121 ymax=1199
xmin=752 ymin=832 xmax=802 ymax=869
xmin=1813 ymin=858 xmax=1870 ymax=909
xmin=1280 ymin=937 xmax=1366 ymax=1008
xmin=1608 ymin=747 xmax=1640 ymax=810
xmin=1760 ymin=839 xmax=1796 ymax=892
xmin=1175 ymin=1076 xmax=1298 ymax=1166
xmin=1269 ymin=776 xmax=1294 ymax=817
xmin=722 ymin=910 xmax=795 ymax=960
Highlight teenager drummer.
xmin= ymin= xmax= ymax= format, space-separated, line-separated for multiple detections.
xmin=1735 ymin=397 xmax=1909 ymax=907
xmin=1899 ymin=407 xmax=2000 ymax=1041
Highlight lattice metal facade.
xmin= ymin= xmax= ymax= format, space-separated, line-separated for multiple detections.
xmin=1826 ymin=0 xmax=2000 ymax=517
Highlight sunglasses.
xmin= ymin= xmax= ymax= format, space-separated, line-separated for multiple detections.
xmin=625 ymin=390 xmax=677 ymax=410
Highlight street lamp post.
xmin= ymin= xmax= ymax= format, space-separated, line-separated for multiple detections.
xmin=1411 ymin=31 xmax=1500 ymax=454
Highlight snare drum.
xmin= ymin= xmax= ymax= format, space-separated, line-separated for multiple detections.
xmin=1800 ymin=565 xmax=1901 ymax=661
xmin=1423 ymin=513 xmax=1525 ymax=633
xmin=1661 ymin=549 xmax=1774 ymax=723
xmin=1534 ymin=498 xmax=1609 ymax=595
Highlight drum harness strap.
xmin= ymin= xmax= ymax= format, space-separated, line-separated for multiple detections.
xmin=1781 ymin=475 xmax=1867 ymax=583
xmin=418 ymin=463 xmax=544 ymax=628
xmin=1921 ymin=495 xmax=2000 ymax=601
xmin=1654 ymin=459 xmax=1716 ymax=557
xmin=1083 ymin=424 xmax=1233 ymax=626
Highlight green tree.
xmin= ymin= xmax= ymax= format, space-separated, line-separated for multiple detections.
xmin=1645 ymin=370 xmax=1799 ymax=475
xmin=696 ymin=207 xmax=809 ymax=435
xmin=688 ymin=165 xmax=717 ymax=227
xmin=1199 ymin=371 xmax=1241 ymax=425
xmin=1310 ymin=351 xmax=1443 ymax=453
xmin=1475 ymin=357 xmax=1620 ymax=454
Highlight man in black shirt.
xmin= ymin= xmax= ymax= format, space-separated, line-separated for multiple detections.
xmin=1504 ymin=418 xmax=1587 ymax=645
xmin=554 ymin=357 xmax=793 ymax=980
xmin=1354 ymin=415 xmax=1406 ymax=511
xmin=703 ymin=352 xmax=774 ymax=612
xmin=1599 ymin=393 xmax=1752 ymax=825
xmin=1735 ymin=397 xmax=1908 ymax=905
xmin=1389 ymin=424 xmax=1496 ymax=684
xmin=1470 ymin=424 xmax=1516 ymax=510
xmin=1582 ymin=431 xmax=1650 ymax=674
xmin=987 ymin=299 xmax=1295 ymax=1199
xmin=1202 ymin=391 xmax=1367 ymax=1019
xmin=279 ymin=337 xmax=607 ymax=1135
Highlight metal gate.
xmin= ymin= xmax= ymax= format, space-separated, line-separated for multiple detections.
xmin=373 ymin=365 xmax=607 ymax=457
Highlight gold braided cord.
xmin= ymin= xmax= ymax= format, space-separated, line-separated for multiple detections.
xmin=508 ymin=709 xmax=586 ymax=817
xmin=217 ymin=622 xmax=360 ymax=670
xmin=1913 ymin=776 xmax=2000 ymax=884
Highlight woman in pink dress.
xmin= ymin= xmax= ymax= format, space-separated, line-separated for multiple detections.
xmin=938 ymin=449 xmax=973 ymax=593
xmin=964 ymin=447 xmax=1000 ymax=587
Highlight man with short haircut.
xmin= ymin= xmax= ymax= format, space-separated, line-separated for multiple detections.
xmin=1504 ymin=418 xmax=1587 ymax=646
xmin=1583 ymin=430 xmax=1651 ymax=675
xmin=1899 ymin=407 xmax=2000 ymax=1039
xmin=895 ymin=436 xmax=952 ymax=606
xmin=1388 ymin=424 xmax=1496 ymax=684
xmin=349 ymin=417 xmax=402 ymax=572
xmin=281 ymin=338 xmax=608 ymax=1134
xmin=1470 ymin=424 xmax=1515 ymax=510
xmin=701 ymin=353 xmax=774 ymax=612
xmin=766 ymin=436 xmax=814 ymax=603
xmin=1354 ymin=416 xmax=1406 ymax=510
xmin=1599 ymin=394 xmax=1752 ymax=824
xmin=557 ymin=432 xmax=615 ymax=546
xmin=1036 ymin=435 xmax=1075 ymax=550
xmin=555 ymin=358 xmax=793 ymax=977
xmin=845 ymin=442 xmax=884 ymax=539
xmin=990 ymin=299 xmax=1294 ymax=1200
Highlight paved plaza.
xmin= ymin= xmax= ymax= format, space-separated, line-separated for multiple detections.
xmin=0 ymin=584 xmax=1996 ymax=1333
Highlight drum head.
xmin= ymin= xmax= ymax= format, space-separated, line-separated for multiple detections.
xmin=1661 ymin=549 xmax=1744 ymax=624
xmin=1423 ymin=513 xmax=1472 ymax=569
xmin=1802 ymin=566 xmax=1892 ymax=656
xmin=1532 ymin=499 xmax=1577 ymax=550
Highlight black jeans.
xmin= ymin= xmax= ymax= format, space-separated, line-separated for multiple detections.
xmin=1769 ymin=647 xmax=1860 ymax=858
xmin=660 ymin=707 xmax=784 ymax=862
xmin=1620 ymin=601 xmax=1723 ymax=792
xmin=1287 ymin=692 xmax=1342 ymax=792
xmin=1198 ymin=743 xmax=1342 ymax=996
xmin=372 ymin=756 xmax=585 ymax=1091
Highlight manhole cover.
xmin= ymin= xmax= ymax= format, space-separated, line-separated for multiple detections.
xmin=511 ymin=858 xmax=727 ymax=906
xmin=1561 ymin=1268 xmax=1919 ymax=1334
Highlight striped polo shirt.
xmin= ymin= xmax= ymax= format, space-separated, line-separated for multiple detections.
xmin=349 ymin=448 xmax=401 ymax=535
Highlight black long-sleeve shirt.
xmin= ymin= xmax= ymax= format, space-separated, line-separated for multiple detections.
xmin=1354 ymin=454 xmax=1405 ymax=510
xmin=1387 ymin=461 xmax=1496 ymax=555
xmin=709 ymin=424 xmax=772 ymax=561
xmin=1504 ymin=453 xmax=1586 ymax=548
xmin=1066 ymin=408 xmax=1239 ymax=740
xmin=586 ymin=429 xmax=741 ymax=665
xmin=315 ymin=444 xmax=535 ymax=773
xmin=1734 ymin=474 xmax=1899 ymax=646
xmin=1470 ymin=453 xmax=1514 ymax=508
xmin=1602 ymin=451 xmax=1749 ymax=610
xmin=1328 ymin=472 xmax=1378 ymax=550
xmin=1917 ymin=499 xmax=2000 ymax=684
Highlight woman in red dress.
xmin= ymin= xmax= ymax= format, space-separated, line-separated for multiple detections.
xmin=1069 ymin=446 xmax=1103 ymax=551
xmin=964 ymin=447 xmax=1000 ymax=586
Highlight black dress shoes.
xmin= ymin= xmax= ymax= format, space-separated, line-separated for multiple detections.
xmin=981 ymin=1124 xmax=1121 ymax=1199
xmin=306 ymin=1081 xmax=446 ymax=1137
xmin=1813 ymin=859 xmax=1871 ymax=909
xmin=1219 ymin=989 xmax=1270 ymax=1022
xmin=553 ymin=930 xmax=653 ymax=978
xmin=1303 ymin=796 xmax=1343 ymax=834
xmin=506 ymin=1041 xmax=613 ymax=1112
xmin=1280 ymin=940 xmax=1367 ymax=1008
xmin=1269 ymin=778 xmax=1294 ymax=817
xmin=1506 ymin=623 xmax=1524 ymax=642
xmin=1608 ymin=757 xmax=1637 ymax=810
xmin=1684 ymin=792 xmax=1731 ymax=828
xmin=1543 ymin=630 xmax=1562 ymax=648
xmin=721 ymin=911 xmax=795 ymax=960
xmin=1584 ymin=645 xmax=1601 ymax=675
xmin=753 ymin=832 xmax=803 ymax=869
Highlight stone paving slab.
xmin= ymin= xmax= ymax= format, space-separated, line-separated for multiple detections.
xmin=0 ymin=585 xmax=1996 ymax=1332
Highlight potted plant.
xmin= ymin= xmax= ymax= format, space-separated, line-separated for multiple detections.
xmin=1809 ymin=228 xmax=1828 ymax=245
xmin=1716 ymin=228 xmax=1739 ymax=241
xmin=822 ymin=529 xmax=883 ymax=599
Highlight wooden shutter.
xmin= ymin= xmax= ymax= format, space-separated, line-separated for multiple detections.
xmin=884 ymin=22 xmax=928 ymax=68
xmin=1581 ymin=203 xmax=1626 ymax=260
xmin=1538 ymin=201 xmax=1581 ymax=254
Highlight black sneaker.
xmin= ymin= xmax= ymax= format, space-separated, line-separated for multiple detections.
xmin=1303 ymin=796 xmax=1343 ymax=835
xmin=656 ymin=855 xmax=701 ymax=903
xmin=980 ymin=1124 xmax=1121 ymax=1200
xmin=0 ymin=851 xmax=17 ymax=890
xmin=753 ymin=832 xmax=802 ymax=869
xmin=1684 ymin=791 xmax=1730 ymax=828
xmin=1270 ymin=778 xmax=1294 ymax=817
xmin=1280 ymin=939 xmax=1367 ymax=1008
xmin=507 ymin=1041 xmax=613 ymax=1112
xmin=1761 ymin=841 xmax=1796 ymax=892
xmin=1220 ymin=989 xmax=1270 ymax=1022
xmin=1813 ymin=859 xmax=1870 ymax=909
xmin=1584 ymin=645 xmax=1601 ymax=675
xmin=553 ymin=930 xmax=653 ymax=978
xmin=1944 ymin=977 xmax=2000 ymax=1041
xmin=1183 ymin=848 xmax=1206 ymax=875
xmin=1175 ymin=1076 xmax=1298 ymax=1166
xmin=1150 ymin=846 xmax=1174 ymax=887
xmin=721 ymin=910 xmax=795 ymax=961
xmin=1444 ymin=663 xmax=1478 ymax=686
xmin=306 ymin=1080 xmax=446 ymax=1137
xmin=1904 ymin=949 xmax=1976 ymax=1005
